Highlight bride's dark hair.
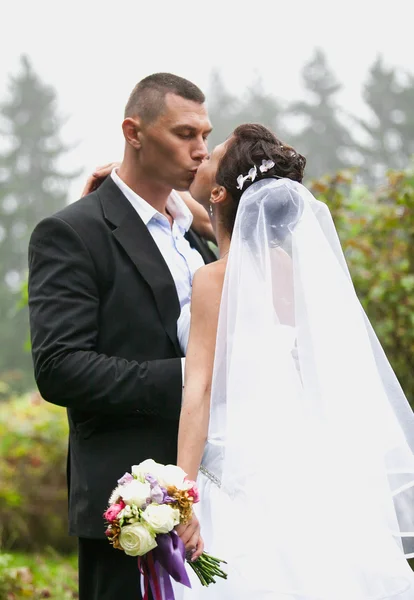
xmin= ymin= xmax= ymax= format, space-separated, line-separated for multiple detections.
xmin=216 ymin=124 xmax=306 ymax=235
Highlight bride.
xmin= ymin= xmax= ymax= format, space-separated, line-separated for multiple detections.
xmin=175 ymin=123 xmax=414 ymax=599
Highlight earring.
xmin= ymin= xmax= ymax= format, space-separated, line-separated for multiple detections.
xmin=209 ymin=202 xmax=213 ymax=217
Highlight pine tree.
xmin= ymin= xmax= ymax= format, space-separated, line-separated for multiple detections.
xmin=397 ymin=74 xmax=414 ymax=163
xmin=235 ymin=75 xmax=285 ymax=139
xmin=207 ymin=70 xmax=284 ymax=151
xmin=287 ymin=48 xmax=357 ymax=180
xmin=356 ymin=56 xmax=409 ymax=183
xmin=206 ymin=70 xmax=241 ymax=149
xmin=0 ymin=55 xmax=76 ymax=392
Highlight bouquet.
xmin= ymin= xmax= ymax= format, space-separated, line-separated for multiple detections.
xmin=104 ymin=459 xmax=227 ymax=599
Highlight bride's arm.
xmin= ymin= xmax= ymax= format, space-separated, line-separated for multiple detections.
xmin=177 ymin=264 xmax=223 ymax=481
xmin=177 ymin=191 xmax=216 ymax=242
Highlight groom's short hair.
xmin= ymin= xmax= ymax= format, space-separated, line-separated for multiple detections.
xmin=124 ymin=73 xmax=205 ymax=123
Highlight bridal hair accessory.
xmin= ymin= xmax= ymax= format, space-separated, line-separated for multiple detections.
xmin=260 ymin=159 xmax=276 ymax=173
xmin=236 ymin=166 xmax=257 ymax=191
xmin=236 ymin=159 xmax=275 ymax=190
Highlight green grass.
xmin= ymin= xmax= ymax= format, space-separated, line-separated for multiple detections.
xmin=0 ymin=550 xmax=78 ymax=599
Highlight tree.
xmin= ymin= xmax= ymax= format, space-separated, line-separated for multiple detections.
xmin=392 ymin=71 xmax=414 ymax=167
xmin=356 ymin=56 xmax=411 ymax=184
xmin=207 ymin=70 xmax=284 ymax=149
xmin=235 ymin=75 xmax=285 ymax=139
xmin=206 ymin=70 xmax=242 ymax=149
xmin=0 ymin=55 xmax=77 ymax=392
xmin=287 ymin=48 xmax=357 ymax=181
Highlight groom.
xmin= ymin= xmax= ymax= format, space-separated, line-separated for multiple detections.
xmin=28 ymin=73 xmax=215 ymax=600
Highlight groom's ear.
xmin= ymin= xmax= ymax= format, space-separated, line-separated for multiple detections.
xmin=122 ymin=117 xmax=142 ymax=150
xmin=211 ymin=185 xmax=228 ymax=205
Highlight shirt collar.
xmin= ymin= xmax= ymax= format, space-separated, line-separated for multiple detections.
xmin=111 ymin=168 xmax=193 ymax=232
xmin=167 ymin=190 xmax=193 ymax=232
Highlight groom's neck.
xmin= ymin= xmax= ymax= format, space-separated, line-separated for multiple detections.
xmin=117 ymin=159 xmax=172 ymax=216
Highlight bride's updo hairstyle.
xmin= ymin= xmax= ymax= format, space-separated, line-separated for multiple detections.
xmin=216 ymin=124 xmax=306 ymax=236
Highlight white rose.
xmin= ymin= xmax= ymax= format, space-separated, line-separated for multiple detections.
xmin=119 ymin=523 xmax=157 ymax=556
xmin=159 ymin=465 xmax=188 ymax=490
xmin=131 ymin=459 xmax=165 ymax=482
xmin=120 ymin=480 xmax=151 ymax=508
xmin=141 ymin=504 xmax=180 ymax=534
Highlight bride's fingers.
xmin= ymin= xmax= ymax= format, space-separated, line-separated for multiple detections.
xmin=191 ymin=535 xmax=204 ymax=561
xmin=81 ymin=175 xmax=99 ymax=197
xmin=185 ymin=521 xmax=201 ymax=553
xmin=92 ymin=161 xmax=120 ymax=177
xmin=81 ymin=161 xmax=120 ymax=197
xmin=185 ymin=532 xmax=198 ymax=554
xmin=175 ymin=522 xmax=193 ymax=545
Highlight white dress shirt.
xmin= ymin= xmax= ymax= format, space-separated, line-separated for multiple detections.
xmin=111 ymin=169 xmax=204 ymax=309
xmin=111 ymin=169 xmax=204 ymax=385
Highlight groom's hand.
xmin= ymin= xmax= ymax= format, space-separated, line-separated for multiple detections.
xmin=176 ymin=514 xmax=204 ymax=561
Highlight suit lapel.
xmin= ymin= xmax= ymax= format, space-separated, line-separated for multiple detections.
xmin=97 ymin=177 xmax=181 ymax=354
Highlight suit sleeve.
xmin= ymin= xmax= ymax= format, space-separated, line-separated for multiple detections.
xmin=28 ymin=216 xmax=182 ymax=419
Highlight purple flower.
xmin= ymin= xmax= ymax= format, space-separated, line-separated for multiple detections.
xmin=158 ymin=486 xmax=175 ymax=504
xmin=162 ymin=490 xmax=175 ymax=504
xmin=117 ymin=472 xmax=134 ymax=485
xmin=150 ymin=484 xmax=164 ymax=504
xmin=145 ymin=473 xmax=158 ymax=486
xmin=143 ymin=498 xmax=152 ymax=509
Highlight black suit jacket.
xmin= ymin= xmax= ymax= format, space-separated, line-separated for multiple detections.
xmin=28 ymin=177 xmax=216 ymax=538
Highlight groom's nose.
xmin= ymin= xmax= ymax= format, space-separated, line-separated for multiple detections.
xmin=191 ymin=136 xmax=209 ymax=162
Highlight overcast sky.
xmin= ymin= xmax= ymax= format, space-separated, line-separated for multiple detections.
xmin=2 ymin=0 xmax=413 ymax=199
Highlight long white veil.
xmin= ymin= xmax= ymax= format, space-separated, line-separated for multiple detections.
xmin=209 ymin=178 xmax=414 ymax=599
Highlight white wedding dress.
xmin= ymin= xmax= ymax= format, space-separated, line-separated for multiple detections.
xmin=173 ymin=179 xmax=414 ymax=599
xmin=176 ymin=309 xmax=303 ymax=599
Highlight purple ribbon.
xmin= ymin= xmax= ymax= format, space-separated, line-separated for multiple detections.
xmin=154 ymin=531 xmax=191 ymax=588
xmin=154 ymin=560 xmax=175 ymax=600
xmin=142 ymin=531 xmax=190 ymax=600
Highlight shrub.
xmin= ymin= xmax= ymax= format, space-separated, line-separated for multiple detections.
xmin=0 ymin=551 xmax=78 ymax=599
xmin=310 ymin=167 xmax=414 ymax=406
xmin=0 ymin=393 xmax=75 ymax=553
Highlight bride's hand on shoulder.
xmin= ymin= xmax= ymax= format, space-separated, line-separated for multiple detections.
xmin=80 ymin=161 xmax=120 ymax=197
xmin=176 ymin=514 xmax=204 ymax=561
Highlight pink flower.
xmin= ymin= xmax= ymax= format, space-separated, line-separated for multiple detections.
xmin=104 ymin=500 xmax=125 ymax=522
xmin=186 ymin=482 xmax=200 ymax=504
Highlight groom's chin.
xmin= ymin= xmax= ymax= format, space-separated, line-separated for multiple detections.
xmin=174 ymin=183 xmax=191 ymax=192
